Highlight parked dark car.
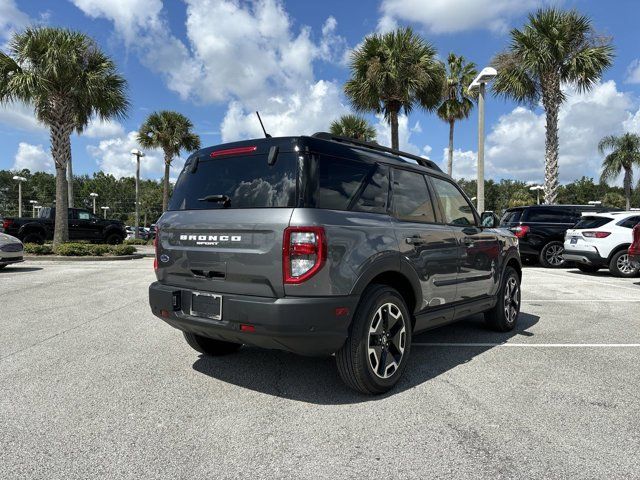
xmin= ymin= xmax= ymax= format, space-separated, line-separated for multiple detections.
xmin=149 ymin=133 xmax=522 ymax=394
xmin=1 ymin=207 xmax=126 ymax=244
xmin=500 ymin=204 xmax=617 ymax=267
xmin=630 ymin=224 xmax=640 ymax=268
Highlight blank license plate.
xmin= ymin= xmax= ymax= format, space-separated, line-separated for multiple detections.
xmin=190 ymin=292 xmax=222 ymax=320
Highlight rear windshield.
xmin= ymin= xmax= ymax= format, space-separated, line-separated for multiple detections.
xmin=526 ymin=208 xmax=576 ymax=223
xmin=168 ymin=153 xmax=297 ymax=210
xmin=574 ymin=216 xmax=612 ymax=229
xmin=501 ymin=209 xmax=523 ymax=224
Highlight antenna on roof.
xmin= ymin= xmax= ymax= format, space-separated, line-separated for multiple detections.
xmin=255 ymin=111 xmax=271 ymax=138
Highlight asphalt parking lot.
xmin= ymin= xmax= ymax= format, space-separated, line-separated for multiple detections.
xmin=1 ymin=259 xmax=639 ymax=479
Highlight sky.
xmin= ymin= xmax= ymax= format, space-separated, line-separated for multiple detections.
xmin=1 ymin=0 xmax=640 ymax=186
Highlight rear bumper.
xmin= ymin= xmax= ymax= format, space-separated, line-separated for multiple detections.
xmin=149 ymin=282 xmax=358 ymax=356
xmin=562 ymin=249 xmax=607 ymax=267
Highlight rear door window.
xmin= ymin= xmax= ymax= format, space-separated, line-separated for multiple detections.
xmin=430 ymin=176 xmax=476 ymax=226
xmin=618 ymin=216 xmax=640 ymax=228
xmin=574 ymin=216 xmax=612 ymax=229
xmin=391 ymin=169 xmax=437 ymax=223
xmin=526 ymin=208 xmax=576 ymax=223
xmin=169 ymin=153 xmax=297 ymax=210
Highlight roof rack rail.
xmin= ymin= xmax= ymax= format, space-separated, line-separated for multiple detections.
xmin=311 ymin=132 xmax=441 ymax=172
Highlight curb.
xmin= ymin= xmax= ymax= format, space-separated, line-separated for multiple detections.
xmin=24 ymin=254 xmax=145 ymax=262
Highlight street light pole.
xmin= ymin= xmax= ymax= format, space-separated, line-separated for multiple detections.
xmin=90 ymin=192 xmax=98 ymax=214
xmin=131 ymin=149 xmax=146 ymax=240
xmin=468 ymin=67 xmax=497 ymax=214
xmin=29 ymin=200 xmax=38 ymax=217
xmin=12 ymin=176 xmax=27 ymax=217
xmin=101 ymin=206 xmax=110 ymax=219
xmin=529 ymin=185 xmax=544 ymax=205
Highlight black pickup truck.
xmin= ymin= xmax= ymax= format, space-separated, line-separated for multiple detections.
xmin=1 ymin=207 xmax=126 ymax=244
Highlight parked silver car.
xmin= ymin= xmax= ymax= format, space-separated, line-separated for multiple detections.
xmin=0 ymin=232 xmax=24 ymax=270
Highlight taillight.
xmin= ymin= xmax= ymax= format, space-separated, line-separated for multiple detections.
xmin=2 ymin=219 xmax=13 ymax=229
xmin=513 ymin=225 xmax=529 ymax=238
xmin=153 ymin=227 xmax=159 ymax=271
xmin=582 ymin=231 xmax=610 ymax=238
xmin=283 ymin=226 xmax=326 ymax=284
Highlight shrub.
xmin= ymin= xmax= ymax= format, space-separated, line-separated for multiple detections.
xmin=24 ymin=243 xmax=53 ymax=255
xmin=124 ymin=238 xmax=147 ymax=245
xmin=110 ymin=244 xmax=135 ymax=256
xmin=54 ymin=243 xmax=93 ymax=256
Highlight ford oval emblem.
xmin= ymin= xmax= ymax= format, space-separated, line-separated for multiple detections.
xmin=160 ymin=254 xmax=170 ymax=263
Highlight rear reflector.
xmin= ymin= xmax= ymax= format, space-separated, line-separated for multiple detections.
xmin=210 ymin=146 xmax=257 ymax=158
xmin=335 ymin=307 xmax=349 ymax=317
xmin=283 ymin=226 xmax=326 ymax=284
xmin=160 ymin=309 xmax=170 ymax=318
xmin=583 ymin=231 xmax=611 ymax=238
xmin=240 ymin=324 xmax=255 ymax=332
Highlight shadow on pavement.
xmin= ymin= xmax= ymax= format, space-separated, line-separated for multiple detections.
xmin=0 ymin=266 xmax=43 ymax=273
xmin=192 ymin=312 xmax=539 ymax=404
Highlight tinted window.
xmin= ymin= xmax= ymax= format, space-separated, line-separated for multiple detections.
xmin=353 ymin=164 xmax=389 ymax=214
xmin=169 ymin=153 xmax=297 ymax=210
xmin=574 ymin=216 xmax=612 ymax=229
xmin=526 ymin=208 xmax=576 ymax=223
xmin=501 ymin=209 xmax=523 ymax=224
xmin=430 ymin=177 xmax=476 ymax=226
xmin=619 ymin=216 xmax=640 ymax=228
xmin=316 ymin=157 xmax=372 ymax=210
xmin=392 ymin=169 xmax=436 ymax=223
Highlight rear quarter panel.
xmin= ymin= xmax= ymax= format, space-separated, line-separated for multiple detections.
xmin=285 ymin=209 xmax=398 ymax=296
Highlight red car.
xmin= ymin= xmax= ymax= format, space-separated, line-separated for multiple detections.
xmin=630 ymin=224 xmax=640 ymax=268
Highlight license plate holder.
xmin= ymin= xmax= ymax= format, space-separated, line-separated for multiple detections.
xmin=190 ymin=292 xmax=222 ymax=320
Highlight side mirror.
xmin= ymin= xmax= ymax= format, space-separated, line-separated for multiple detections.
xmin=481 ymin=211 xmax=499 ymax=228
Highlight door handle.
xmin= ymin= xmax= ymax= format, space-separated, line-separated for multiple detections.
xmin=406 ymin=235 xmax=426 ymax=245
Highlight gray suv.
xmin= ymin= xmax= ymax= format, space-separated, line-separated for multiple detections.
xmin=149 ymin=133 xmax=522 ymax=394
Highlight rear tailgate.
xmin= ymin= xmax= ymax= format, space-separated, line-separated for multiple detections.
xmin=157 ymin=209 xmax=292 ymax=297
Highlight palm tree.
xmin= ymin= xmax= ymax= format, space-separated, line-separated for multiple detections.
xmin=598 ymin=133 xmax=640 ymax=210
xmin=437 ymin=53 xmax=477 ymax=176
xmin=329 ymin=114 xmax=376 ymax=141
xmin=0 ymin=27 xmax=128 ymax=245
xmin=492 ymin=8 xmax=614 ymax=204
xmin=344 ymin=27 xmax=444 ymax=150
xmin=137 ymin=111 xmax=201 ymax=211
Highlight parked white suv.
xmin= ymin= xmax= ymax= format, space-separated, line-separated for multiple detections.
xmin=564 ymin=212 xmax=640 ymax=277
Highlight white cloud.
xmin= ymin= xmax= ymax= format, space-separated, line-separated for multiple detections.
xmin=378 ymin=0 xmax=538 ymax=34
xmin=625 ymin=59 xmax=640 ymax=84
xmin=0 ymin=103 xmax=47 ymax=133
xmin=12 ymin=142 xmax=53 ymax=173
xmin=83 ymin=118 xmax=125 ymax=138
xmin=374 ymin=114 xmax=430 ymax=156
xmin=70 ymin=0 xmax=349 ymax=143
xmin=449 ymin=80 xmax=638 ymax=184
xmin=86 ymin=131 xmax=184 ymax=182
xmin=0 ymin=0 xmax=30 ymax=44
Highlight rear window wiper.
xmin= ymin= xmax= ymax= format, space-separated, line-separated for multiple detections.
xmin=198 ymin=194 xmax=231 ymax=207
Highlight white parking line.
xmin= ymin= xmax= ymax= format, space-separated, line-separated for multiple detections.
xmin=526 ymin=269 xmax=640 ymax=291
xmin=412 ymin=343 xmax=640 ymax=347
xmin=523 ymin=299 xmax=640 ymax=302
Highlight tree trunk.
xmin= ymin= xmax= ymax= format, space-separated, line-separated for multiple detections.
xmin=447 ymin=120 xmax=455 ymax=176
xmin=624 ymin=168 xmax=632 ymax=211
xmin=50 ymin=121 xmax=72 ymax=246
xmin=162 ymin=152 xmax=172 ymax=212
xmin=67 ymin=156 xmax=74 ymax=208
xmin=389 ymin=106 xmax=399 ymax=150
xmin=542 ymin=78 xmax=561 ymax=205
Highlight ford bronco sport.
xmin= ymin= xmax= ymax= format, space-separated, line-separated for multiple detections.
xmin=149 ymin=133 xmax=522 ymax=394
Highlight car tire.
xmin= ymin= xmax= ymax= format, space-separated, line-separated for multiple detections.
xmin=22 ymin=232 xmax=44 ymax=244
xmin=484 ymin=266 xmax=521 ymax=332
xmin=577 ymin=265 xmax=599 ymax=274
xmin=539 ymin=241 xmax=566 ymax=268
xmin=609 ymin=250 xmax=639 ymax=278
xmin=183 ymin=332 xmax=242 ymax=356
xmin=336 ymin=284 xmax=412 ymax=395
xmin=105 ymin=233 xmax=124 ymax=245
